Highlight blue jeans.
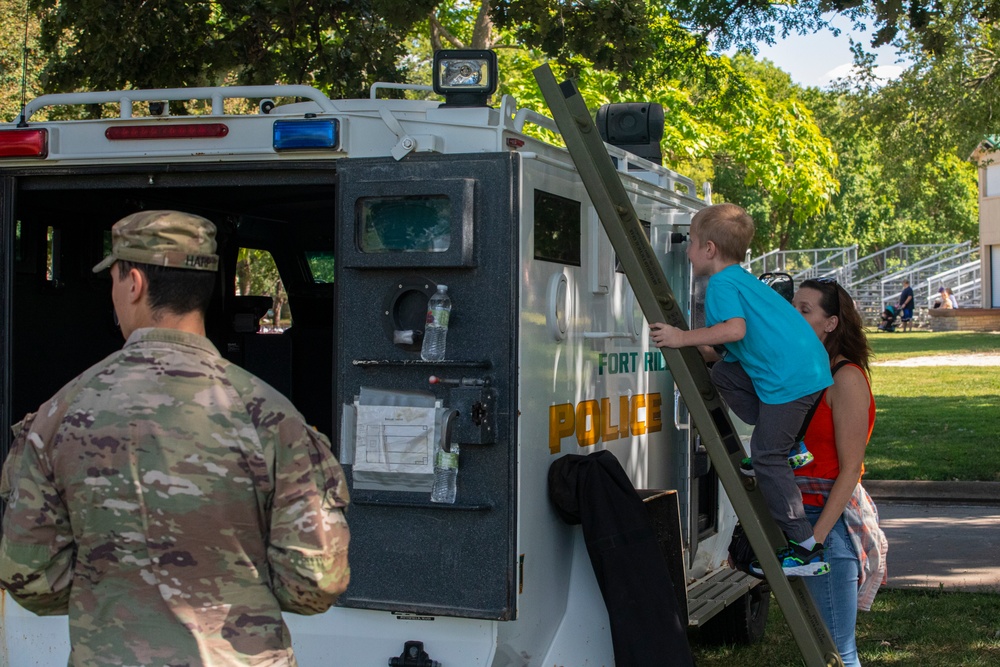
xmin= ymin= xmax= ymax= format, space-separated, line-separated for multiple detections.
xmin=804 ymin=505 xmax=862 ymax=667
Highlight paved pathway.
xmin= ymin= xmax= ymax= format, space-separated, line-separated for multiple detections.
xmin=878 ymin=501 xmax=1000 ymax=592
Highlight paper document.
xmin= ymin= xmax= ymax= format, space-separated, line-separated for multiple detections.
xmin=353 ymin=404 xmax=437 ymax=475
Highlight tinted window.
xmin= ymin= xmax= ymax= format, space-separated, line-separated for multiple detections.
xmin=305 ymin=251 xmax=335 ymax=283
xmin=534 ymin=190 xmax=581 ymax=265
xmin=358 ymin=195 xmax=451 ymax=253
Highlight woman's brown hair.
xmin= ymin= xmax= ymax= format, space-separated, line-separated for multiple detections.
xmin=799 ymin=279 xmax=873 ymax=375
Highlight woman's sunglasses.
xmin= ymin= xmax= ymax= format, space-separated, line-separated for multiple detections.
xmin=813 ymin=276 xmax=841 ymax=316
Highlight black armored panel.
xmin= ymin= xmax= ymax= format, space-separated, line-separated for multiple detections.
xmin=335 ymin=153 xmax=518 ymax=619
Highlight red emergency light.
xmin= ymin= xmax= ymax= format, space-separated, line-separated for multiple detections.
xmin=105 ymin=123 xmax=229 ymax=140
xmin=0 ymin=128 xmax=48 ymax=158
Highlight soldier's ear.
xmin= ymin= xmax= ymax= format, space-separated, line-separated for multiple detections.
xmin=127 ymin=267 xmax=147 ymax=303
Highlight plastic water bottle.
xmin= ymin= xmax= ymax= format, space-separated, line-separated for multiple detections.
xmin=420 ymin=285 xmax=451 ymax=362
xmin=430 ymin=443 xmax=459 ymax=504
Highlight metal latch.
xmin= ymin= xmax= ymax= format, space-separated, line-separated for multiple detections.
xmin=428 ymin=375 xmax=495 ymax=445
xmin=388 ymin=640 xmax=440 ymax=667
xmin=378 ymin=107 xmax=443 ymax=160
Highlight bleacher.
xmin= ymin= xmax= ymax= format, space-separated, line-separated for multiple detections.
xmin=746 ymin=243 xmax=981 ymax=327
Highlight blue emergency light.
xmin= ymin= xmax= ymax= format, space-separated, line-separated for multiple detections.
xmin=272 ymin=119 xmax=340 ymax=151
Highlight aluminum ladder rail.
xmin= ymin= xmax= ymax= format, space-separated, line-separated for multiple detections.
xmin=534 ymin=65 xmax=842 ymax=667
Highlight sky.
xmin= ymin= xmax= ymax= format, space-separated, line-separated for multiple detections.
xmin=740 ymin=16 xmax=908 ymax=89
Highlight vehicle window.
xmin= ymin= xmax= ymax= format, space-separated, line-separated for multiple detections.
xmin=358 ymin=195 xmax=451 ymax=253
xmin=46 ymin=226 xmax=61 ymax=283
xmin=534 ymin=190 xmax=581 ymax=266
xmin=305 ymin=251 xmax=335 ymax=283
xmin=235 ymin=248 xmax=291 ymax=332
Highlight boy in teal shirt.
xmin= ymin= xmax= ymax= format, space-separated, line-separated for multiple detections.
xmin=651 ymin=203 xmax=832 ymax=576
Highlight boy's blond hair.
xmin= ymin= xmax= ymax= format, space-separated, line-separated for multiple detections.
xmin=690 ymin=203 xmax=754 ymax=263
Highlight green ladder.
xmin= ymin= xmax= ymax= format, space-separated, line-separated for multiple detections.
xmin=534 ymin=64 xmax=843 ymax=667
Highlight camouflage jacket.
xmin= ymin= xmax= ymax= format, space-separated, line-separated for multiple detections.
xmin=0 ymin=328 xmax=350 ymax=666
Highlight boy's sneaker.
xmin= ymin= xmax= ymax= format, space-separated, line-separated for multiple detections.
xmin=787 ymin=440 xmax=814 ymax=470
xmin=739 ymin=442 xmax=814 ymax=478
xmin=750 ymin=540 xmax=830 ymax=577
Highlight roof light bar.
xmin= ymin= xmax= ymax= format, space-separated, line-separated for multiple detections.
xmin=272 ymin=119 xmax=339 ymax=151
xmin=0 ymin=128 xmax=48 ymax=158
xmin=105 ymin=123 xmax=229 ymax=140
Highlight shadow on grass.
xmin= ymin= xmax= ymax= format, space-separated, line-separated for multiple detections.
xmin=691 ymin=589 xmax=1000 ymax=667
xmin=867 ymin=395 xmax=1000 ymax=481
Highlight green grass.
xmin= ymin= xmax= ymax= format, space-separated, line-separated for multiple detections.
xmin=869 ymin=330 xmax=1000 ymax=361
xmin=866 ymin=332 xmax=1000 ymax=481
xmin=691 ymin=589 xmax=1000 ymax=666
xmin=690 ymin=331 xmax=1000 ymax=666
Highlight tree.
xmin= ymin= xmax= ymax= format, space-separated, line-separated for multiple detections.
xmin=798 ymin=86 xmax=898 ymax=251
xmin=26 ymin=0 xmax=439 ymax=100
xmin=706 ymin=56 xmax=839 ymax=252
xmin=855 ymin=4 xmax=1000 ymax=158
xmin=7 ymin=0 xmax=973 ymax=257
xmin=800 ymin=80 xmax=978 ymax=252
xmin=0 ymin=3 xmax=41 ymax=123
xmin=430 ymin=0 xmax=495 ymax=50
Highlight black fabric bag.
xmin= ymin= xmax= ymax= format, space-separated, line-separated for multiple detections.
xmin=548 ymin=450 xmax=695 ymax=667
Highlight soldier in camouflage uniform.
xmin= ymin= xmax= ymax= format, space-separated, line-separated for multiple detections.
xmin=0 ymin=211 xmax=350 ymax=666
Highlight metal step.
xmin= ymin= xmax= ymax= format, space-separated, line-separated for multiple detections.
xmin=687 ymin=568 xmax=758 ymax=627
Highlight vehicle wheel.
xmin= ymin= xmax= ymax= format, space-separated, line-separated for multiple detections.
xmin=699 ymin=583 xmax=770 ymax=645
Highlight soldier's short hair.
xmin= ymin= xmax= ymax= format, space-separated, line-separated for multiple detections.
xmin=116 ymin=260 xmax=216 ymax=317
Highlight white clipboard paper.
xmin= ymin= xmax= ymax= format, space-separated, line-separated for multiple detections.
xmin=345 ymin=387 xmax=444 ymax=492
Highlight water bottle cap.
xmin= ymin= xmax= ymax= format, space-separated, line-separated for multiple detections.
xmin=437 ymin=284 xmax=447 ymax=291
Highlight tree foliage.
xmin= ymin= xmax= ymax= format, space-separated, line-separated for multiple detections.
xmin=27 ymin=0 xmax=439 ymax=98
xmin=0 ymin=0 xmax=983 ymax=256
xmin=669 ymin=0 xmax=840 ymax=51
xmin=0 ymin=4 xmax=41 ymax=123
xmin=709 ymin=58 xmax=839 ymax=251
xmin=852 ymin=0 xmax=1000 ymax=159
xmin=800 ymin=81 xmax=979 ymax=251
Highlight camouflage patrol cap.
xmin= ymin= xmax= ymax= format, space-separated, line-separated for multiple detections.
xmin=92 ymin=210 xmax=219 ymax=273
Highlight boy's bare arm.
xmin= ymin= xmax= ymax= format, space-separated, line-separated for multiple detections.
xmin=697 ymin=345 xmax=722 ymax=363
xmin=650 ymin=318 xmax=745 ymax=349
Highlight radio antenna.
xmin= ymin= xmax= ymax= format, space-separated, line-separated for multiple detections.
xmin=17 ymin=0 xmax=30 ymax=127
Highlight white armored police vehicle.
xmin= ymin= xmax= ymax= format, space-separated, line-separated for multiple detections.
xmin=0 ymin=50 xmax=767 ymax=665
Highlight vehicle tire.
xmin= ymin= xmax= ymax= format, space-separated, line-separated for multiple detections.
xmin=699 ymin=583 xmax=770 ymax=645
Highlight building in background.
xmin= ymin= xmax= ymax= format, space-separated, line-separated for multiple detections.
xmin=972 ymin=138 xmax=1000 ymax=307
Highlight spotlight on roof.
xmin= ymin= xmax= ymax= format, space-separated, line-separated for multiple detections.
xmin=433 ymin=50 xmax=498 ymax=107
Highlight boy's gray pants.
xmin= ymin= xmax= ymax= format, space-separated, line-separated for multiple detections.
xmin=710 ymin=359 xmax=822 ymax=543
